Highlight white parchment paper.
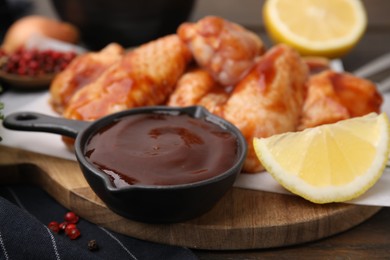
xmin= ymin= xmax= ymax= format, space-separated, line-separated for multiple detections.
xmin=1 ymin=84 xmax=390 ymax=207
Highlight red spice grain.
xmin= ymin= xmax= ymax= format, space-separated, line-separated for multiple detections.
xmin=48 ymin=221 xmax=60 ymax=233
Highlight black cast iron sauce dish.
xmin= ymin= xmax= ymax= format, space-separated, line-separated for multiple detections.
xmin=3 ymin=106 xmax=247 ymax=223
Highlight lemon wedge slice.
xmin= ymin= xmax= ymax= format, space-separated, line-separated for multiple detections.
xmin=263 ymin=0 xmax=367 ymax=58
xmin=253 ymin=113 xmax=390 ymax=203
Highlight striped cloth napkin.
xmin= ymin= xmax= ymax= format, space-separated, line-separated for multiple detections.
xmin=0 ymin=184 xmax=198 ymax=260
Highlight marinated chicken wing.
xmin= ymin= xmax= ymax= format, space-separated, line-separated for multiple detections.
xmin=299 ymin=70 xmax=382 ymax=129
xmin=303 ymin=56 xmax=331 ymax=75
xmin=64 ymin=35 xmax=191 ymax=121
xmin=197 ymin=89 xmax=229 ymax=116
xmin=167 ymin=67 xmax=229 ymax=115
xmin=222 ymin=44 xmax=309 ymax=173
xmin=178 ymin=16 xmax=265 ymax=87
xmin=50 ymin=43 xmax=124 ymax=113
xmin=168 ymin=68 xmax=217 ymax=107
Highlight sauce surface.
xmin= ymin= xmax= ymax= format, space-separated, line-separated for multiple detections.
xmin=85 ymin=113 xmax=238 ymax=187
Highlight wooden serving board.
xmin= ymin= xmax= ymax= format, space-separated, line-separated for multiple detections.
xmin=0 ymin=145 xmax=381 ymax=250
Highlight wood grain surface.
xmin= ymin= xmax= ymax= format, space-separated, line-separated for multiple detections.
xmin=6 ymin=0 xmax=388 ymax=257
xmin=0 ymin=145 xmax=381 ymax=250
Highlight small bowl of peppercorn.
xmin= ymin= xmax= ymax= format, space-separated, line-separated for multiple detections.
xmin=0 ymin=36 xmax=82 ymax=89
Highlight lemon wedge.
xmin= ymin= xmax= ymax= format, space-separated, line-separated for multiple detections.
xmin=253 ymin=113 xmax=390 ymax=203
xmin=263 ymin=0 xmax=367 ymax=58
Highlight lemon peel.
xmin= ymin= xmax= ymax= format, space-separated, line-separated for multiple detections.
xmin=263 ymin=0 xmax=367 ymax=58
xmin=253 ymin=113 xmax=390 ymax=203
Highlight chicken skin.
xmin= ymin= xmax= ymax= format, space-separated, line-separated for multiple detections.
xmin=197 ymin=89 xmax=229 ymax=116
xmin=50 ymin=43 xmax=124 ymax=113
xmin=178 ymin=16 xmax=265 ymax=87
xmin=303 ymin=56 xmax=331 ymax=75
xmin=299 ymin=70 xmax=383 ymax=129
xmin=222 ymin=44 xmax=309 ymax=173
xmin=168 ymin=68 xmax=218 ymax=107
xmin=167 ymin=67 xmax=229 ymax=115
xmin=63 ymin=35 xmax=192 ymax=121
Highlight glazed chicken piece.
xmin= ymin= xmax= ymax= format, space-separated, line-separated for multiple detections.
xmin=50 ymin=43 xmax=125 ymax=113
xmin=63 ymin=35 xmax=192 ymax=121
xmin=222 ymin=44 xmax=309 ymax=173
xmin=168 ymin=68 xmax=217 ymax=107
xmin=303 ymin=56 xmax=331 ymax=75
xmin=197 ymin=89 xmax=230 ymax=116
xmin=178 ymin=16 xmax=265 ymax=87
xmin=299 ymin=70 xmax=383 ymax=129
xmin=167 ymin=67 xmax=229 ymax=115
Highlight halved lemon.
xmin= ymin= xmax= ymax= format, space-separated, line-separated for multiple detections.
xmin=263 ymin=0 xmax=367 ymax=58
xmin=253 ymin=113 xmax=390 ymax=204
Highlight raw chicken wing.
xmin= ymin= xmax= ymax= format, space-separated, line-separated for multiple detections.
xmin=303 ymin=56 xmax=331 ymax=75
xmin=50 ymin=43 xmax=124 ymax=113
xmin=222 ymin=44 xmax=309 ymax=173
xmin=168 ymin=68 xmax=218 ymax=107
xmin=197 ymin=89 xmax=229 ymax=116
xmin=178 ymin=16 xmax=265 ymax=87
xmin=64 ymin=35 xmax=191 ymax=120
xmin=64 ymin=35 xmax=191 ymax=121
xmin=299 ymin=70 xmax=382 ymax=129
xmin=167 ymin=67 xmax=229 ymax=115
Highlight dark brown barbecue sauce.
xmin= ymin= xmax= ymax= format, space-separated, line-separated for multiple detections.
xmin=85 ymin=113 xmax=238 ymax=187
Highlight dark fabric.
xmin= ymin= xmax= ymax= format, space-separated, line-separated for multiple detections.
xmin=0 ymin=0 xmax=32 ymax=41
xmin=0 ymin=184 xmax=198 ymax=260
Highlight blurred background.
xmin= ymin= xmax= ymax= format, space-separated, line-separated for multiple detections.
xmin=1 ymin=0 xmax=390 ymax=71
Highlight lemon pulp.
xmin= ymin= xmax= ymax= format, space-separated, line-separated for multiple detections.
xmin=253 ymin=113 xmax=390 ymax=203
xmin=263 ymin=0 xmax=367 ymax=58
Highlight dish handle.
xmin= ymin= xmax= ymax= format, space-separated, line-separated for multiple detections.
xmin=2 ymin=112 xmax=89 ymax=138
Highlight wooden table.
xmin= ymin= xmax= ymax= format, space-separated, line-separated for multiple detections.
xmin=2 ymin=0 xmax=390 ymax=258
xmin=194 ymin=209 xmax=390 ymax=259
xmin=191 ymin=0 xmax=390 ymax=258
